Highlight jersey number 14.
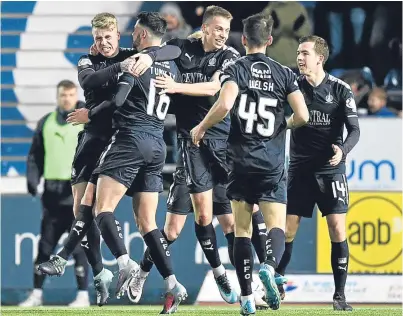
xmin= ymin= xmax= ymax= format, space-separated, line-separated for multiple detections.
xmin=147 ymin=79 xmax=171 ymax=120
xmin=238 ymin=94 xmax=278 ymax=137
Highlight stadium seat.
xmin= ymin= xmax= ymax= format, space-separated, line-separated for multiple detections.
xmin=384 ymin=69 xmax=402 ymax=90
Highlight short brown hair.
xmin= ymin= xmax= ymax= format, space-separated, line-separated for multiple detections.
xmin=202 ymin=6 xmax=233 ymax=24
xmin=57 ymin=80 xmax=76 ymax=90
xmin=91 ymin=12 xmax=118 ymax=30
xmin=299 ymin=35 xmax=329 ymax=64
xmin=369 ymin=87 xmax=387 ymax=101
xmin=242 ymin=13 xmax=274 ymax=48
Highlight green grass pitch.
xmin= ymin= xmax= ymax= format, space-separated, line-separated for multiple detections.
xmin=1 ymin=305 xmax=402 ymax=316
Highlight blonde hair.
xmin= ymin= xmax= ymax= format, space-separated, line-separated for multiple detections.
xmin=370 ymin=87 xmax=387 ymax=101
xmin=91 ymin=12 xmax=118 ymax=30
xmin=202 ymin=6 xmax=233 ymax=23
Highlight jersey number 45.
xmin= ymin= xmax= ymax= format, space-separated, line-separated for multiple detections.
xmin=238 ymin=94 xmax=278 ymax=137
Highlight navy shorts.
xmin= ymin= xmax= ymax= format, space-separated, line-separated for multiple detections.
xmin=227 ymin=169 xmax=287 ymax=205
xmin=71 ymin=130 xmax=109 ymax=186
xmin=180 ymin=138 xmax=229 ymax=194
xmin=287 ymin=170 xmax=349 ymax=218
xmin=92 ymin=130 xmax=165 ymax=194
xmin=166 ymin=138 xmax=231 ymax=216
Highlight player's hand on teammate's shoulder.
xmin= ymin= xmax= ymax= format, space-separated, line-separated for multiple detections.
xmin=120 ymin=55 xmax=138 ymax=73
xmin=329 ymin=144 xmax=343 ymax=166
xmin=155 ymin=73 xmax=177 ymax=95
xmin=126 ymin=53 xmax=153 ymax=77
xmin=66 ymin=108 xmax=90 ymax=125
xmin=190 ymin=124 xmax=206 ymax=147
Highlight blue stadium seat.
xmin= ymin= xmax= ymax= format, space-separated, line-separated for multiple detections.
xmin=1 ymin=107 xmax=24 ymax=120
xmin=0 ymin=17 xmax=28 ymax=32
xmin=1 ymin=71 xmax=14 ymax=85
xmin=1 ymin=90 xmax=18 ymax=103
xmin=1 ymin=35 xmax=20 ymax=49
xmin=1 ymin=143 xmax=31 ymax=156
xmin=1 ymin=125 xmax=33 ymax=138
xmin=1 ymin=53 xmax=17 ymax=67
xmin=1 ymin=161 xmax=27 ymax=176
xmin=1 ymin=1 xmax=36 ymax=13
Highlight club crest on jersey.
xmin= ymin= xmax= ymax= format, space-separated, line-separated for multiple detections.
xmin=222 ymin=58 xmax=236 ymax=70
xmin=78 ymin=58 xmax=92 ymax=67
xmin=250 ymin=62 xmax=272 ymax=79
xmin=346 ymin=97 xmax=357 ymax=112
xmin=208 ymin=57 xmax=216 ymax=66
xmin=325 ymin=92 xmax=334 ymax=103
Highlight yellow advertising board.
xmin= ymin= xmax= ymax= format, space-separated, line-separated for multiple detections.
xmin=317 ymin=192 xmax=402 ymax=273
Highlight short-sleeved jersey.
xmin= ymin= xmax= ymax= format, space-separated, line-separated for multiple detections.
xmin=77 ymin=48 xmax=136 ymax=137
xmin=112 ymin=47 xmax=181 ymax=138
xmin=167 ymin=38 xmax=240 ymax=139
xmin=221 ymin=53 xmax=299 ymax=174
xmin=289 ymin=73 xmax=358 ymax=174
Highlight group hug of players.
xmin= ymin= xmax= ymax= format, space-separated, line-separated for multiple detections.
xmin=38 ymin=5 xmax=360 ymax=315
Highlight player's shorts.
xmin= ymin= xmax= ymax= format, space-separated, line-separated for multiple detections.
xmin=92 ymin=130 xmax=165 ymax=193
xmin=287 ymin=170 xmax=349 ymax=218
xmin=166 ymin=166 xmax=231 ymax=216
xmin=167 ymin=139 xmax=232 ymax=216
xmin=180 ymin=138 xmax=229 ymax=194
xmin=71 ymin=130 xmax=109 ymax=186
xmin=227 ymin=168 xmax=287 ymax=205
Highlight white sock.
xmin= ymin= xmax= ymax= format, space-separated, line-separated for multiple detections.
xmin=76 ymin=290 xmax=89 ymax=299
xmin=241 ymin=294 xmax=254 ymax=305
xmin=117 ymin=254 xmax=130 ymax=270
xmin=94 ymin=268 xmax=104 ymax=280
xmin=212 ymin=264 xmax=226 ymax=278
xmin=251 ymin=280 xmax=258 ymax=292
xmin=32 ymin=289 xmax=43 ymax=298
xmin=140 ymin=268 xmax=150 ymax=278
xmin=164 ymin=275 xmax=177 ymax=291
xmin=268 ymin=265 xmax=275 ymax=276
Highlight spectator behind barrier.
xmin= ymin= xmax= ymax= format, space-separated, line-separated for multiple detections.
xmin=160 ymin=2 xmax=192 ymax=42
xmin=367 ymin=87 xmax=400 ymax=117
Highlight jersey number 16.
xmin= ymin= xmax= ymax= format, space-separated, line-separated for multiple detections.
xmin=238 ymin=94 xmax=278 ymax=137
xmin=147 ymin=79 xmax=171 ymax=120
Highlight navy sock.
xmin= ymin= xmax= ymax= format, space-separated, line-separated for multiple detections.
xmin=265 ymin=227 xmax=285 ymax=269
xmin=234 ymin=237 xmax=253 ymax=296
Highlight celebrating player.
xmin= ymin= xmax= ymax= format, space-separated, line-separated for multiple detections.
xmin=191 ymin=13 xmax=309 ymax=315
xmin=88 ymin=12 xmax=188 ymax=314
xmin=129 ymin=6 xmax=270 ymax=307
xmin=276 ymin=35 xmax=360 ymax=311
xmin=38 ymin=12 xmax=181 ymax=306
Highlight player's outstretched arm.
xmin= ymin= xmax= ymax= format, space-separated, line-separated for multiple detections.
xmin=191 ymin=81 xmax=238 ymax=145
xmin=155 ymin=71 xmax=221 ymax=97
xmin=150 ymin=45 xmax=181 ymax=62
xmin=201 ymin=81 xmax=238 ymax=129
xmin=286 ymin=90 xmax=309 ymax=129
xmin=129 ymin=45 xmax=182 ymax=77
xmin=77 ymin=55 xmax=136 ymax=91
